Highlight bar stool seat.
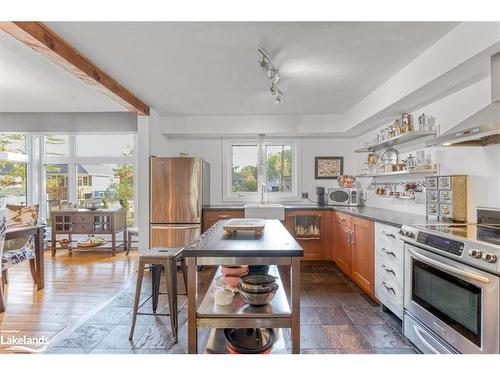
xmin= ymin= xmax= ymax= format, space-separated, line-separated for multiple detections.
xmin=129 ymin=247 xmax=187 ymax=343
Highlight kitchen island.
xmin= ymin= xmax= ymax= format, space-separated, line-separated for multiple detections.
xmin=182 ymin=219 xmax=304 ymax=354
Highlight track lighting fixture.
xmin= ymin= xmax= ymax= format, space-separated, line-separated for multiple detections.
xmin=258 ymin=48 xmax=284 ymax=104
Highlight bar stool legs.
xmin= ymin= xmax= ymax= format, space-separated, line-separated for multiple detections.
xmin=151 ymin=265 xmax=162 ymax=313
xmin=129 ymin=259 xmax=145 ymax=340
xmin=165 ymin=258 xmax=178 ymax=343
xmin=129 ymin=255 xmax=188 ymax=343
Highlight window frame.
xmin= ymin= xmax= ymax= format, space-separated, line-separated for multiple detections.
xmin=222 ymin=138 xmax=301 ymax=203
xmin=40 ymin=133 xmax=137 ymax=226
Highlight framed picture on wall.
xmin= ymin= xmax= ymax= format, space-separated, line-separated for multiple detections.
xmin=314 ymin=156 xmax=344 ymax=179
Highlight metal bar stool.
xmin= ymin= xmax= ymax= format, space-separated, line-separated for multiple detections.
xmin=129 ymin=248 xmax=188 ymax=343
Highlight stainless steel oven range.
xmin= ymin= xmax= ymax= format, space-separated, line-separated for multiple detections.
xmin=399 ymin=207 xmax=500 ymax=354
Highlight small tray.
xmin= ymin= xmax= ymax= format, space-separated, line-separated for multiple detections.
xmin=223 ymin=219 xmax=265 ymax=236
xmin=77 ymin=237 xmax=106 ymax=248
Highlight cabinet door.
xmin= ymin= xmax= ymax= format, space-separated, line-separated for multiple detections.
xmin=333 ymin=218 xmax=351 ymax=275
xmin=350 ymin=217 xmax=375 ymax=298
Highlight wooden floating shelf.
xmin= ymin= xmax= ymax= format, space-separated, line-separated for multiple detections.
xmin=355 ymin=130 xmax=437 ymax=153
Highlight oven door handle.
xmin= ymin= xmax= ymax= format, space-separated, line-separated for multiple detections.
xmin=412 ymin=324 xmax=440 ymax=354
xmin=408 ymin=248 xmax=491 ymax=285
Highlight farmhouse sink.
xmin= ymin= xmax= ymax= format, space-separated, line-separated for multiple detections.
xmin=244 ymin=203 xmax=285 ymax=220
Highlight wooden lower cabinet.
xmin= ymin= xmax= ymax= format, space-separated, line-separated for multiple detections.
xmin=285 ymin=210 xmax=327 ymax=260
xmin=332 ymin=212 xmax=375 ymax=299
xmin=333 ymin=216 xmax=352 ymax=275
xmin=202 ymin=209 xmax=244 ymax=232
xmin=350 ymin=217 xmax=375 ymax=297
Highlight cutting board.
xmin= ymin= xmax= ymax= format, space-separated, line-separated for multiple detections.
xmin=223 ymin=219 xmax=265 ymax=236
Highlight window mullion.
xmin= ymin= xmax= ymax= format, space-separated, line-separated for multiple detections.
xmin=68 ymin=135 xmax=77 ymax=206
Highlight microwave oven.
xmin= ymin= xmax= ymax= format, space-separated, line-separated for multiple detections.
xmin=327 ymin=188 xmax=362 ymax=206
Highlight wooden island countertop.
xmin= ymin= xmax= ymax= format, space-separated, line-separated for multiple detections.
xmin=182 ymin=219 xmax=303 ymax=258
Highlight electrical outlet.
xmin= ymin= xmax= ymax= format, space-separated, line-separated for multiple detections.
xmin=302 ymin=192 xmax=309 ymax=199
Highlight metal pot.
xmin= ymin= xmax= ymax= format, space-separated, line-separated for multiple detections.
xmin=224 ymin=328 xmax=275 ymax=354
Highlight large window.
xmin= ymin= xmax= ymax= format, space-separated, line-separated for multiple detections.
xmin=0 ymin=134 xmax=29 ymax=206
xmin=223 ymin=139 xmax=299 ymax=202
xmin=42 ymin=134 xmax=136 ymax=226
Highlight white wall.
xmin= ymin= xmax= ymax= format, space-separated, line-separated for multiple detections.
xmin=355 ymin=77 xmax=500 ymax=220
xmin=149 ymin=117 xmax=357 ymax=205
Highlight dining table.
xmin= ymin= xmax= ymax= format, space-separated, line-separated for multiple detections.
xmin=5 ymin=224 xmax=46 ymax=289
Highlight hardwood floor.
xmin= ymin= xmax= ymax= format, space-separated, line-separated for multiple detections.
xmin=0 ymin=249 xmax=139 ymax=353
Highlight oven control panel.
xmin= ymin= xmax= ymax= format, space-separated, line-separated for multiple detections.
xmin=399 ymin=225 xmax=500 ymax=274
xmin=416 ymin=232 xmax=465 ymax=256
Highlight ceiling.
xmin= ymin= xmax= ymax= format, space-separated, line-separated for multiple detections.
xmin=0 ymin=31 xmax=125 ymax=112
xmin=1 ymin=22 xmax=458 ymax=115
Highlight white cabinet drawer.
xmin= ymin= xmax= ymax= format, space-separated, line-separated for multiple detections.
xmin=375 ymin=241 xmax=403 ymax=267
xmin=375 ymin=223 xmax=401 ymax=245
xmin=375 ymin=272 xmax=403 ymax=319
xmin=375 ymin=257 xmax=403 ymax=287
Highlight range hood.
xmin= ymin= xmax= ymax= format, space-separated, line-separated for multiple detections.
xmin=427 ymin=52 xmax=500 ymax=147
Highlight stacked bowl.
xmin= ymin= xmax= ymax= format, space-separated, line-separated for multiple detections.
xmin=238 ymin=274 xmax=279 ymax=306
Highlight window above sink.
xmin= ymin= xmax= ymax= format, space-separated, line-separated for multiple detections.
xmin=222 ymin=138 xmax=301 ymax=202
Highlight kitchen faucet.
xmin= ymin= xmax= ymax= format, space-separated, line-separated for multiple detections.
xmin=260 ymin=183 xmax=266 ymax=205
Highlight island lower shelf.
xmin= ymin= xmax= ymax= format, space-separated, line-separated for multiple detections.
xmin=197 ymin=265 xmax=291 ymax=328
xmin=204 ymin=328 xmax=287 ymax=354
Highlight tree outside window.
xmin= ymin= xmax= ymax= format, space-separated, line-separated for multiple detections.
xmin=0 ymin=134 xmax=28 ymax=206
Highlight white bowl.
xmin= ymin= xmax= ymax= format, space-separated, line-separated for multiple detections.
xmin=214 ymin=288 xmax=234 ymax=306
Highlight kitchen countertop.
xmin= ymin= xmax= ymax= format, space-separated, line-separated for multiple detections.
xmin=203 ymin=204 xmax=437 ymax=228
xmin=182 ymin=219 xmax=303 ymax=258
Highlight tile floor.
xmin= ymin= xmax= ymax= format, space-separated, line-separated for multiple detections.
xmin=48 ymin=261 xmax=417 ymax=354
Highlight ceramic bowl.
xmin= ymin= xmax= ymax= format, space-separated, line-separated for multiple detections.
xmin=239 ymin=274 xmax=277 ymax=292
xmin=223 ymin=271 xmax=248 ymax=288
xmin=221 ymin=265 xmax=249 ymax=277
xmin=214 ymin=288 xmax=234 ymax=306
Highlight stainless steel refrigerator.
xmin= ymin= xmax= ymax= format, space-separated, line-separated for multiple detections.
xmin=150 ymin=157 xmax=210 ymax=248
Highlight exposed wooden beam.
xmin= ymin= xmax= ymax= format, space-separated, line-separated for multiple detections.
xmin=0 ymin=21 xmax=149 ymax=116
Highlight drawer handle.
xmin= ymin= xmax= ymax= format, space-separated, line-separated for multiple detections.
xmin=382 ymin=231 xmax=396 ymax=239
xmin=380 ymin=248 xmax=396 ymax=257
xmin=338 ymin=216 xmax=345 ymax=222
xmin=381 ymin=264 xmax=396 ymax=275
xmin=382 ymin=281 xmax=396 ymax=294
xmin=218 ymin=214 xmax=231 ymax=219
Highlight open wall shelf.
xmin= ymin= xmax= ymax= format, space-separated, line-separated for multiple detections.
xmin=356 ymin=164 xmax=438 ymax=178
xmin=355 ymin=130 xmax=437 ymax=153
